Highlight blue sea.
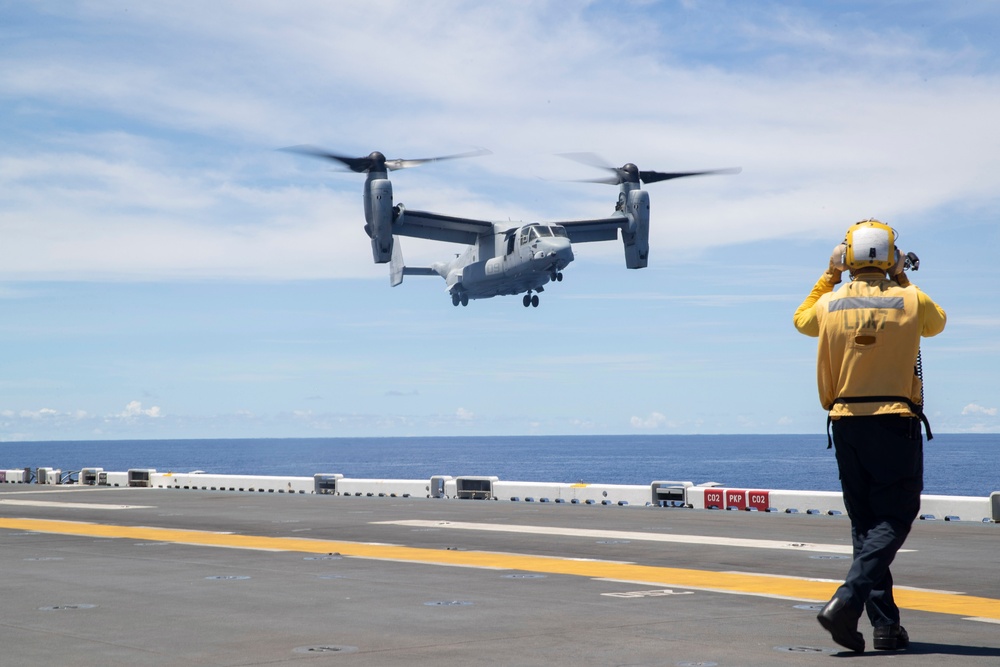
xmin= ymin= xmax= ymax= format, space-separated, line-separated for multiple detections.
xmin=1 ymin=434 xmax=997 ymax=497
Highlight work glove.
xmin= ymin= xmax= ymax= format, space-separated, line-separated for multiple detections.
xmin=890 ymin=248 xmax=905 ymax=276
xmin=828 ymin=244 xmax=847 ymax=283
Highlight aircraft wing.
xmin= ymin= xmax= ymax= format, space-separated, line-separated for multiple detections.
xmin=393 ymin=205 xmax=495 ymax=245
xmin=554 ymin=215 xmax=628 ymax=243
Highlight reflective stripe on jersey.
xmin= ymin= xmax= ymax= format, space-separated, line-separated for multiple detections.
xmin=827 ymin=296 xmax=904 ymax=312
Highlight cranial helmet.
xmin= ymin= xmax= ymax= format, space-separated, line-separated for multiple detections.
xmin=843 ymin=219 xmax=897 ymax=271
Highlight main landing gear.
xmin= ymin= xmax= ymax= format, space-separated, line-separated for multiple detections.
xmin=524 ymin=273 xmax=561 ymax=307
xmin=451 ymin=292 xmax=469 ymax=307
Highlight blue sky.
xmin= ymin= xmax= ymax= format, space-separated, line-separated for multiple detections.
xmin=2 ymin=1 xmax=999 ymax=441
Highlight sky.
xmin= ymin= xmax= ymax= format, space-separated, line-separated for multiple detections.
xmin=2 ymin=0 xmax=999 ymax=441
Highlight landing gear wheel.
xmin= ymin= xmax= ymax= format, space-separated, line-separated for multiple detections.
xmin=460 ymin=293 xmax=469 ymax=306
xmin=531 ymin=294 xmax=539 ymax=307
xmin=556 ymin=272 xmax=563 ymax=282
xmin=522 ymin=294 xmax=531 ymax=308
xmin=452 ymin=293 xmax=460 ymax=307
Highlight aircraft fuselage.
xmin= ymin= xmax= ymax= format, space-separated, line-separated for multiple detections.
xmin=441 ymin=223 xmax=574 ymax=303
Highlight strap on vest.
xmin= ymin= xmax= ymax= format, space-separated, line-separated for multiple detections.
xmin=825 ymin=396 xmax=933 ymax=449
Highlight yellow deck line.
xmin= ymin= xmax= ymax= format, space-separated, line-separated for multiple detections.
xmin=4 ymin=517 xmax=999 ymax=620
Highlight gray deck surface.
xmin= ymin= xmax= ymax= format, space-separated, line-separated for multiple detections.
xmin=2 ymin=485 xmax=999 ymax=666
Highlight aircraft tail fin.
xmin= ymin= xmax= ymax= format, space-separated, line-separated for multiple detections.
xmin=390 ymin=237 xmax=438 ymax=287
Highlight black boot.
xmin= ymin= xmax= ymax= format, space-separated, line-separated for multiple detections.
xmin=817 ymin=597 xmax=865 ymax=653
xmin=873 ymin=624 xmax=909 ymax=650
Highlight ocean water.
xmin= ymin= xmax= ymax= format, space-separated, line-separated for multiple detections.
xmin=1 ymin=433 xmax=997 ymax=497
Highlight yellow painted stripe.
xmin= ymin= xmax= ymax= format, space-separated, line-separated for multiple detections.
xmin=3 ymin=517 xmax=999 ymax=620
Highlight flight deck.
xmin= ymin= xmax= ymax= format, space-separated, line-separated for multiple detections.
xmin=2 ymin=483 xmax=999 ymax=666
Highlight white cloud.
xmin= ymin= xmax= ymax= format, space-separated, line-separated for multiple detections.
xmin=961 ymin=403 xmax=998 ymax=417
xmin=21 ymin=408 xmax=59 ymax=419
xmin=3 ymin=3 xmax=1000 ymax=280
xmin=118 ymin=401 xmax=163 ymax=419
xmin=456 ymin=407 xmax=475 ymax=421
xmin=3 ymin=407 xmax=89 ymax=421
xmin=631 ymin=412 xmax=669 ymax=430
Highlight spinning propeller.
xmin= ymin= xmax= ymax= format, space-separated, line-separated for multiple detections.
xmin=558 ymin=152 xmax=741 ymax=185
xmin=282 ymin=145 xmax=491 ymax=173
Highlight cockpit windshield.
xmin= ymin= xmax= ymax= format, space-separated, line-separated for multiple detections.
xmin=523 ymin=224 xmax=568 ymax=242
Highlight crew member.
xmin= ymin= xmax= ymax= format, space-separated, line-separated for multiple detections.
xmin=793 ymin=219 xmax=946 ymax=653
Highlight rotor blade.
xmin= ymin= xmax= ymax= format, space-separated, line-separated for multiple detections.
xmin=384 ymin=147 xmax=492 ymax=171
xmin=282 ymin=145 xmax=491 ymax=173
xmin=556 ymin=153 xmax=628 ymax=184
xmin=639 ymin=167 xmax=742 ymax=184
xmin=280 ymin=145 xmax=376 ymax=172
xmin=567 ymin=176 xmax=626 ymax=185
xmin=557 ymin=152 xmax=615 ymax=170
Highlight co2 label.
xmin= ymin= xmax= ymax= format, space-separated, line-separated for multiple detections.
xmin=704 ymin=489 xmax=770 ymax=511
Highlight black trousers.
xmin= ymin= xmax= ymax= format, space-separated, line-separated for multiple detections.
xmin=830 ymin=415 xmax=923 ymax=627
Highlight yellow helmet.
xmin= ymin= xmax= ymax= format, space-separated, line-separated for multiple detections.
xmin=843 ymin=219 xmax=897 ymax=271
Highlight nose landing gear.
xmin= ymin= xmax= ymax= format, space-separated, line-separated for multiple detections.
xmin=522 ymin=292 xmax=540 ymax=308
xmin=451 ymin=292 xmax=469 ymax=307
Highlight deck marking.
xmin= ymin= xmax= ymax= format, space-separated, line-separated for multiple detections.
xmin=1 ymin=487 xmax=127 ymax=496
xmin=0 ymin=499 xmax=153 ymax=510
xmin=374 ymin=519 xmax=862 ymax=554
xmin=1 ymin=517 xmax=996 ymax=621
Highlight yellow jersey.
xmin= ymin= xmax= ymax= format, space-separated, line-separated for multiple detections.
xmin=794 ymin=272 xmax=946 ymax=417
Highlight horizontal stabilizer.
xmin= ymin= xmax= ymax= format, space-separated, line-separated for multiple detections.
xmin=390 ymin=237 xmax=438 ymax=287
xmin=404 ymin=267 xmax=438 ymax=276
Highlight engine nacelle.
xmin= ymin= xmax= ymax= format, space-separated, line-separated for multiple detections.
xmin=368 ymin=178 xmax=394 ymax=263
xmin=622 ymin=189 xmax=649 ymax=269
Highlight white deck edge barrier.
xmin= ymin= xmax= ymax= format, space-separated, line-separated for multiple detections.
xmin=5 ymin=467 xmax=998 ymax=523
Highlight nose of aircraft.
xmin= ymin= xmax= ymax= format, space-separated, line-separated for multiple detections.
xmin=534 ymin=237 xmax=574 ymax=265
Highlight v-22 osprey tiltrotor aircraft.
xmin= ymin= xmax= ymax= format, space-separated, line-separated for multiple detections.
xmin=285 ymin=146 xmax=739 ymax=307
